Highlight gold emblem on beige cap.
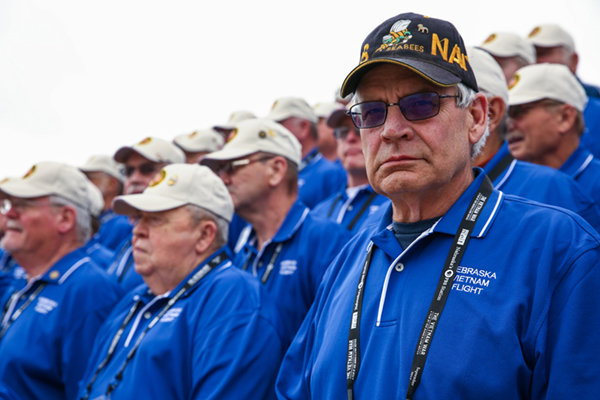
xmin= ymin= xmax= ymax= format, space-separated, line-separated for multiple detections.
xmin=149 ymin=169 xmax=166 ymax=187
xmin=138 ymin=137 xmax=152 ymax=145
xmin=23 ymin=165 xmax=37 ymax=179
xmin=528 ymin=27 xmax=541 ymax=38
xmin=483 ymin=33 xmax=497 ymax=44
xmin=167 ymin=174 xmax=178 ymax=186
xmin=508 ymin=73 xmax=520 ymax=90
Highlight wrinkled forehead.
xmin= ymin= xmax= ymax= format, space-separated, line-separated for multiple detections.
xmin=355 ymin=63 xmax=454 ymax=101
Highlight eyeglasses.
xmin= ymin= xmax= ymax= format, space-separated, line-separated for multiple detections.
xmin=347 ymin=92 xmax=459 ymax=129
xmin=507 ymin=100 xmax=561 ymax=120
xmin=213 ymin=156 xmax=274 ymax=175
xmin=333 ymin=126 xmax=360 ymax=140
xmin=0 ymin=198 xmax=58 ymax=215
xmin=122 ymin=163 xmax=158 ymax=177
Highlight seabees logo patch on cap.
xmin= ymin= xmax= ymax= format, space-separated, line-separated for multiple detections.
xmin=227 ymin=128 xmax=238 ymax=143
xmin=23 ymin=165 xmax=37 ymax=179
xmin=508 ymin=73 xmax=520 ymax=90
xmin=149 ymin=169 xmax=166 ymax=187
xmin=483 ymin=33 xmax=497 ymax=44
xmin=528 ymin=26 xmax=541 ymax=38
xmin=138 ymin=137 xmax=152 ymax=146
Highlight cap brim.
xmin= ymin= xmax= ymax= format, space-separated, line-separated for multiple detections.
xmin=199 ymin=147 xmax=258 ymax=168
xmin=0 ymin=180 xmax=52 ymax=199
xmin=326 ymin=109 xmax=349 ymax=128
xmin=507 ymin=92 xmax=545 ymax=106
xmin=113 ymin=194 xmax=187 ymax=216
xmin=341 ymin=58 xmax=461 ymax=98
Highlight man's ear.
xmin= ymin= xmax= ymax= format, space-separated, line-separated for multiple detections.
xmin=487 ymin=96 xmax=507 ymax=134
xmin=56 ymin=206 xmax=77 ymax=235
xmin=195 ymin=219 xmax=217 ymax=254
xmin=555 ymin=104 xmax=578 ymax=135
xmin=266 ymin=156 xmax=288 ymax=188
xmin=467 ymin=92 xmax=489 ymax=145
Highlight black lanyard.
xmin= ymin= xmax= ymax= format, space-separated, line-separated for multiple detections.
xmin=486 ymin=152 xmax=514 ymax=183
xmin=328 ymin=190 xmax=378 ymax=231
xmin=241 ymin=242 xmax=284 ymax=284
xmin=299 ymin=151 xmax=319 ymax=172
xmin=107 ymin=240 xmax=132 ymax=276
xmin=346 ymin=176 xmax=493 ymax=400
xmin=80 ymin=251 xmax=228 ymax=400
xmin=0 ymin=281 xmax=48 ymax=342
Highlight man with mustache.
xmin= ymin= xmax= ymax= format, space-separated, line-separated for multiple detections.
xmin=0 ymin=162 xmax=121 ymax=400
xmin=276 ymin=13 xmax=600 ymax=399
xmin=107 ymin=137 xmax=185 ymax=293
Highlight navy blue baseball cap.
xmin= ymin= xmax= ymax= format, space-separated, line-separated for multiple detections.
xmin=340 ymin=12 xmax=478 ymax=97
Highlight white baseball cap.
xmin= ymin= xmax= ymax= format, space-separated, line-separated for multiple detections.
xmin=213 ymin=110 xmax=256 ymax=131
xmin=114 ymin=137 xmax=185 ymax=164
xmin=85 ymin=179 xmax=105 ymax=217
xmin=0 ymin=162 xmax=96 ymax=214
xmin=508 ymin=63 xmax=587 ymax=112
xmin=267 ymin=97 xmax=318 ymax=123
xmin=527 ymin=24 xmax=575 ymax=52
xmin=113 ymin=164 xmax=234 ymax=222
xmin=467 ymin=46 xmax=509 ymax=105
xmin=173 ymin=129 xmax=225 ymax=153
xmin=200 ymin=118 xmax=302 ymax=167
xmin=478 ymin=32 xmax=536 ymax=64
xmin=79 ymin=154 xmax=125 ymax=183
xmin=313 ymin=102 xmax=345 ymax=119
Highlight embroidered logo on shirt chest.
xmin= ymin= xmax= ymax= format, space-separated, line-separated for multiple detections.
xmin=279 ymin=260 xmax=297 ymax=276
xmin=451 ymin=266 xmax=498 ymax=295
xmin=34 ymin=297 xmax=58 ymax=314
xmin=159 ymin=307 xmax=182 ymax=323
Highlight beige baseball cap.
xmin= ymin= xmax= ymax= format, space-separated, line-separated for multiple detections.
xmin=508 ymin=63 xmax=587 ymax=112
xmin=527 ymin=24 xmax=575 ymax=52
xmin=213 ymin=110 xmax=256 ymax=131
xmin=113 ymin=164 xmax=234 ymax=222
xmin=267 ymin=97 xmax=318 ymax=123
xmin=467 ymin=46 xmax=509 ymax=105
xmin=79 ymin=154 xmax=125 ymax=183
xmin=479 ymin=32 xmax=536 ymax=64
xmin=200 ymin=118 xmax=302 ymax=167
xmin=114 ymin=137 xmax=185 ymax=164
xmin=173 ymin=128 xmax=225 ymax=153
xmin=313 ymin=102 xmax=345 ymax=119
xmin=85 ymin=179 xmax=105 ymax=217
xmin=0 ymin=162 xmax=96 ymax=213
xmin=326 ymin=103 xmax=353 ymax=128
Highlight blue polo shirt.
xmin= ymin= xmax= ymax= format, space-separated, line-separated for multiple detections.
xmin=277 ymin=170 xmax=600 ymax=399
xmin=107 ymin=237 xmax=144 ymax=294
xmin=83 ymin=240 xmax=115 ymax=270
xmin=311 ymin=184 xmax=390 ymax=235
xmin=234 ymin=200 xmax=351 ymax=341
xmin=77 ymin=248 xmax=285 ymax=400
xmin=0 ymin=248 xmax=122 ymax=400
xmin=298 ymin=148 xmax=347 ymax=209
xmin=581 ymin=97 xmax=600 ymax=158
xmin=485 ymin=142 xmax=600 ymax=231
xmin=94 ymin=210 xmax=132 ymax=251
xmin=560 ymin=144 xmax=600 ymax=207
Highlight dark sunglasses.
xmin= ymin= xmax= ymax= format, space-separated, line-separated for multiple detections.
xmin=123 ymin=163 xmax=158 ymax=177
xmin=333 ymin=126 xmax=360 ymax=140
xmin=347 ymin=91 xmax=459 ymax=129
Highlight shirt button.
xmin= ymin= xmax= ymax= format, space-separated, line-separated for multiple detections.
xmin=144 ymin=311 xmax=152 ymax=319
xmin=348 ymin=205 xmax=354 ymax=211
xmin=133 ymin=295 xmax=140 ymax=301
xmin=395 ymin=263 xmax=404 ymax=272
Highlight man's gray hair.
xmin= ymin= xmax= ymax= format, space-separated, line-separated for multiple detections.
xmin=48 ymin=195 xmax=92 ymax=243
xmin=456 ymin=83 xmax=490 ymax=158
xmin=185 ymin=204 xmax=229 ymax=249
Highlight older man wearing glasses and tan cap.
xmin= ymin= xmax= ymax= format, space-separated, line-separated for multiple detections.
xmin=276 ymin=12 xmax=600 ymax=399
xmin=77 ymin=163 xmax=285 ymax=400
xmin=108 ymin=137 xmax=185 ymax=292
xmin=0 ymin=161 xmax=121 ymax=400
xmin=267 ymin=97 xmax=346 ymax=208
xmin=201 ymin=118 xmax=351 ymax=341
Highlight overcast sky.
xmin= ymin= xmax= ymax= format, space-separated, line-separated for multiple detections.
xmin=1 ymin=0 xmax=599 ymax=177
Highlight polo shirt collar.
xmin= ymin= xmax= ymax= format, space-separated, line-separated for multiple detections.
xmin=560 ymin=144 xmax=594 ymax=179
xmin=271 ymin=200 xmax=310 ymax=243
xmin=38 ymin=247 xmax=91 ymax=286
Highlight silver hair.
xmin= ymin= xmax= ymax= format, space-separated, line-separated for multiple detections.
xmin=48 ymin=195 xmax=92 ymax=243
xmin=184 ymin=204 xmax=229 ymax=249
xmin=455 ymin=83 xmax=490 ymax=158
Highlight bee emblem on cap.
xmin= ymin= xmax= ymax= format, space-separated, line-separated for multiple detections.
xmin=227 ymin=128 xmax=238 ymax=143
xmin=483 ymin=33 xmax=497 ymax=44
xmin=528 ymin=27 xmax=541 ymax=38
xmin=138 ymin=137 xmax=152 ymax=145
xmin=378 ymin=19 xmax=412 ymax=52
xmin=508 ymin=73 xmax=520 ymax=90
xmin=23 ymin=165 xmax=37 ymax=179
xmin=149 ymin=169 xmax=166 ymax=187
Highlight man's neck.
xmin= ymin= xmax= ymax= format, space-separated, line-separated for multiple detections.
xmin=239 ymin=193 xmax=296 ymax=250
xmin=301 ymin=142 xmax=318 ymax=159
xmin=346 ymin=170 xmax=370 ymax=188
xmin=473 ymin=134 xmax=501 ymax=167
xmin=391 ymin=167 xmax=474 ymax=223
xmin=15 ymin=240 xmax=82 ymax=282
xmin=532 ymin=137 xmax=580 ymax=170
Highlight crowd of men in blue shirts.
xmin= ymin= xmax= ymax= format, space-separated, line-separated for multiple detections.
xmin=1 ymin=12 xmax=600 ymax=400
